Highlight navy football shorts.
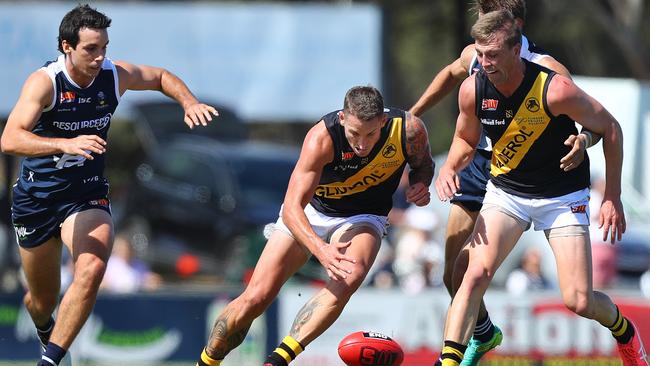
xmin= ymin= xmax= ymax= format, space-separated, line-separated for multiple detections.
xmin=450 ymin=149 xmax=491 ymax=212
xmin=11 ymin=185 xmax=112 ymax=248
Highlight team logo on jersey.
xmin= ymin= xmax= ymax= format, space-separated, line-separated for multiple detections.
xmin=341 ymin=151 xmax=355 ymax=161
xmin=382 ymin=143 xmax=397 ymax=158
xmin=481 ymin=99 xmax=499 ymax=111
xmin=96 ymin=91 xmax=109 ymax=110
xmin=60 ymin=91 xmax=76 ymax=104
xmin=525 ymin=97 xmax=541 ymax=112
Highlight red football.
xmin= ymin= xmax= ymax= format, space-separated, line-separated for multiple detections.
xmin=338 ymin=331 xmax=404 ymax=366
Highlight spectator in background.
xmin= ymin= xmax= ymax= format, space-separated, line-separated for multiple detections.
xmin=393 ymin=205 xmax=443 ymax=294
xmin=506 ymin=247 xmax=551 ymax=295
xmin=100 ymin=234 xmax=161 ymax=294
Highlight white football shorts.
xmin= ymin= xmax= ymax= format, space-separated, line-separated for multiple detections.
xmin=481 ymin=180 xmax=590 ymax=232
xmin=272 ymin=203 xmax=388 ymax=242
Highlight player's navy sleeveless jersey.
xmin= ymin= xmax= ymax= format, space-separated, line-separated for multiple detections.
xmin=475 ymin=59 xmax=590 ymax=198
xmin=16 ymin=55 xmax=120 ymax=200
xmin=310 ymin=108 xmax=408 ymax=217
xmin=468 ymin=35 xmax=549 ymax=154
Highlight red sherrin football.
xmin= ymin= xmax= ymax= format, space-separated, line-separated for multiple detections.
xmin=338 ymin=331 xmax=404 ymax=366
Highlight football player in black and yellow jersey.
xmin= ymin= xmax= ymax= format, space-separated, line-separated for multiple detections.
xmin=0 ymin=5 xmax=217 ymax=366
xmin=411 ymin=2 xmax=598 ymax=364
xmin=434 ymin=10 xmax=645 ymax=366
xmin=196 ymin=86 xmax=434 ymax=366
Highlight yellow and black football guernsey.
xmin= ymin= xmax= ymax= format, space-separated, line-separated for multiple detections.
xmin=310 ymin=108 xmax=408 ymax=217
xmin=475 ymin=59 xmax=590 ymax=198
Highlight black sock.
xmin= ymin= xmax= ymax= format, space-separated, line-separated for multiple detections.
xmin=38 ymin=342 xmax=66 ymax=366
xmin=36 ymin=317 xmax=55 ymax=347
xmin=607 ymin=307 xmax=634 ymax=344
xmin=265 ymin=336 xmax=305 ymax=366
xmin=473 ymin=313 xmax=495 ymax=343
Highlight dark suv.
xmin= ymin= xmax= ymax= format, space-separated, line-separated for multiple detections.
xmin=120 ymin=136 xmax=299 ymax=277
xmin=119 ymin=101 xmax=300 ymax=278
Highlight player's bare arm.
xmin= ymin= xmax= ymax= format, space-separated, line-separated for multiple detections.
xmin=410 ymin=44 xmax=476 ymax=117
xmin=538 ymin=55 xmax=602 ymax=171
xmin=0 ymin=70 xmax=106 ymax=159
xmin=404 ymin=112 xmax=434 ymax=206
xmin=115 ymin=61 xmax=218 ymax=129
xmin=435 ymin=76 xmax=481 ymax=202
xmin=547 ymin=75 xmax=625 ymax=243
xmin=281 ymin=121 xmax=356 ymax=281
xmin=538 ymin=56 xmax=571 ymax=79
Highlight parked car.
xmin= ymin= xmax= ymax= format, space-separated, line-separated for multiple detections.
xmin=119 ymin=135 xmax=300 ymax=278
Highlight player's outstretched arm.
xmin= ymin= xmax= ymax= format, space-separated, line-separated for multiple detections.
xmin=404 ymin=112 xmax=434 ymax=206
xmin=547 ymin=75 xmax=625 ymax=243
xmin=409 ymin=44 xmax=476 ymax=117
xmin=281 ymin=122 xmax=356 ymax=281
xmin=0 ymin=71 xmax=106 ymax=159
xmin=115 ymin=61 xmax=218 ymax=129
xmin=435 ymin=76 xmax=481 ymax=202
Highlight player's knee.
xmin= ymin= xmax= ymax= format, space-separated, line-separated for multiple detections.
xmin=240 ymin=287 xmax=274 ymax=317
xmin=74 ymin=255 xmax=107 ymax=289
xmin=563 ymin=292 xmax=593 ymax=318
xmin=463 ymin=264 xmax=493 ymax=290
xmin=24 ymin=292 xmax=57 ymax=316
xmin=329 ymin=272 xmax=366 ymax=304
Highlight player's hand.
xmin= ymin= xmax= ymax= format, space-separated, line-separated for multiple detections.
xmin=315 ymin=240 xmax=355 ymax=281
xmin=599 ymin=196 xmax=626 ymax=244
xmin=435 ymin=164 xmax=460 ymax=201
xmin=60 ymin=135 xmax=106 ymax=160
xmin=406 ymin=182 xmax=430 ymax=206
xmin=560 ymin=134 xmax=586 ymax=171
xmin=184 ymin=102 xmax=219 ymax=129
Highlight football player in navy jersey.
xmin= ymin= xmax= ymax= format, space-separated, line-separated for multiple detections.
xmin=410 ymin=1 xmax=600 ymax=364
xmin=0 ymin=4 xmax=217 ymax=366
xmin=435 ymin=10 xmax=644 ymax=366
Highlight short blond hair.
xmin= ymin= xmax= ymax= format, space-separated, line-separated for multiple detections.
xmin=471 ymin=9 xmax=521 ymax=49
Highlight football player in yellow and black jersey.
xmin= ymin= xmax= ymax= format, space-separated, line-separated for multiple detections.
xmin=410 ymin=3 xmax=599 ymax=364
xmin=434 ymin=10 xmax=645 ymax=366
xmin=196 ymin=86 xmax=434 ymax=366
xmin=1 ymin=5 xmax=218 ymax=366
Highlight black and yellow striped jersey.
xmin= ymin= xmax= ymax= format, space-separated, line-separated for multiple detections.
xmin=475 ymin=59 xmax=590 ymax=198
xmin=310 ymin=108 xmax=408 ymax=216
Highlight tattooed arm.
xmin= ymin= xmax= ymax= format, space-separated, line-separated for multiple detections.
xmin=404 ymin=112 xmax=435 ymax=206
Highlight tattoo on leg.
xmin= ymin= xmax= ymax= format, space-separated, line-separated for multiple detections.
xmin=290 ymin=292 xmax=325 ymax=339
xmin=207 ymin=313 xmax=252 ymax=359
xmin=227 ymin=324 xmax=252 ymax=351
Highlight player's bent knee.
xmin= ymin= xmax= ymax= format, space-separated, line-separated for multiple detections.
xmin=463 ymin=264 xmax=493 ymax=290
xmin=25 ymin=293 xmax=57 ymax=315
xmin=563 ymin=293 xmax=594 ymax=318
xmin=74 ymin=255 xmax=108 ymax=289
xmin=240 ymin=288 xmax=275 ymax=317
